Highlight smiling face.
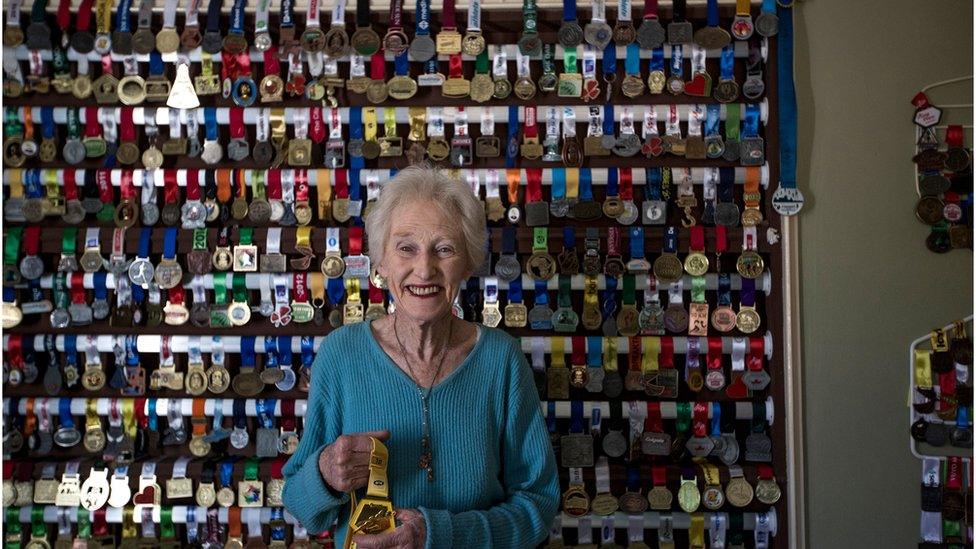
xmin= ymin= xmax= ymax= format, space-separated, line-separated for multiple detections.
xmin=377 ymin=200 xmax=472 ymax=325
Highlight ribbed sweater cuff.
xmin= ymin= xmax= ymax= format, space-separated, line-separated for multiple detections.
xmin=292 ymin=443 xmax=348 ymax=529
xmin=419 ymin=507 xmax=453 ymax=549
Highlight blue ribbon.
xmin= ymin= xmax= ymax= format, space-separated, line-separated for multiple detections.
xmin=280 ymin=0 xmax=294 ymax=26
xmin=649 ymin=47 xmax=664 ymax=72
xmin=149 ymin=52 xmax=164 ymax=77
xmin=630 ymin=227 xmax=645 ymax=259
xmin=93 ymin=273 xmax=108 ymax=302
xmin=233 ymin=400 xmax=247 ymax=430
xmin=603 ymin=42 xmax=617 ymax=76
xmin=743 ymin=103 xmax=760 ymax=138
xmin=605 ymin=167 xmax=618 ymax=198
xmin=562 ymin=0 xmax=576 ymax=22
xmin=415 ymin=0 xmax=431 ymax=36
xmin=41 ymin=107 xmax=55 ymax=139
xmin=59 ymin=398 xmax=74 ymax=429
xmin=563 ymin=227 xmax=575 ymax=248
xmin=116 ymin=0 xmax=132 ymax=32
xmin=205 ymin=0 xmax=223 ymax=32
xmin=602 ymin=105 xmax=614 ymax=136
xmin=669 ymin=45 xmax=683 ymax=77
xmin=720 ymin=45 xmax=735 ymax=80
xmin=706 ymin=0 xmax=719 ymax=27
xmin=163 ymin=227 xmax=178 ymax=260
xmin=777 ymin=2 xmax=797 ymax=189
xmin=349 ymin=108 xmax=365 ymax=169
xmin=602 ymin=277 xmax=617 ymax=317
xmin=624 ymin=43 xmax=640 ymax=75
xmin=533 ymin=279 xmax=549 ymax=306
xmin=230 ymin=0 xmax=247 ymax=34
xmin=505 ymin=106 xmax=519 ymax=168
xmin=501 ymin=226 xmax=517 ymax=254
xmin=579 ymin=168 xmax=594 ymax=200
xmin=664 ymin=226 xmax=678 ymax=253
xmin=705 ymin=104 xmax=721 ymax=136
xmin=586 ymin=336 xmax=601 ymax=366
xmin=570 ymin=400 xmax=584 ymax=433
xmin=278 ymin=336 xmax=292 ymax=366
xmin=551 ymin=168 xmax=566 ymax=201
xmin=717 ymin=272 xmax=732 ymax=306
xmin=241 ymin=336 xmax=256 ymax=367
xmin=508 ymin=275 xmax=522 ymax=303
xmin=148 ymin=398 xmax=158 ymax=430
xmin=204 ymin=108 xmax=219 ymax=141
xmin=394 ymin=51 xmax=410 ymax=76
xmin=326 ymin=277 xmax=345 ymax=305
xmin=646 ymin=167 xmax=662 ymax=200
xmin=711 ymin=402 xmax=722 ymax=436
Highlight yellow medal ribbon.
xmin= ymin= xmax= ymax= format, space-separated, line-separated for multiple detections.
xmin=346 ymin=437 xmax=395 ymax=549
xmin=914 ymin=349 xmax=932 ymax=389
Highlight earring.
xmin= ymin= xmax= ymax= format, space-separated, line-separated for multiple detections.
xmin=370 ymin=266 xmax=387 ymax=289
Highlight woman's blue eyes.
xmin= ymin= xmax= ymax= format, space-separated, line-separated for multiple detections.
xmin=397 ymin=245 xmax=454 ymax=255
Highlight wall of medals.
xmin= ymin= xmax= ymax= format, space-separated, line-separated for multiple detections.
xmin=0 ymin=0 xmax=799 ymax=546
xmin=911 ymin=90 xmax=974 ymax=253
xmin=911 ymin=319 xmax=973 ymax=547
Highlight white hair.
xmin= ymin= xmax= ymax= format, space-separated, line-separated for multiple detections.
xmin=364 ymin=166 xmax=487 ymax=272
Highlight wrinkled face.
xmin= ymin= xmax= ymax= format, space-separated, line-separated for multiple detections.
xmin=377 ymin=200 xmax=471 ymax=324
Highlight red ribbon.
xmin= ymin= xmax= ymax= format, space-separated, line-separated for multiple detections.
xmin=163 ymin=170 xmax=179 ymax=204
xmin=645 ymin=402 xmax=663 ymax=432
xmin=525 ymin=168 xmax=543 ymax=203
xmin=63 ymin=170 xmax=79 ymax=200
xmin=229 ymin=107 xmax=246 ymax=139
xmin=186 ymin=170 xmax=201 ymax=201
xmin=659 ymin=337 xmax=674 ymax=369
xmin=370 ymin=50 xmax=387 ymax=80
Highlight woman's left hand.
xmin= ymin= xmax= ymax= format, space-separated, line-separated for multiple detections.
xmin=352 ymin=508 xmax=426 ymax=549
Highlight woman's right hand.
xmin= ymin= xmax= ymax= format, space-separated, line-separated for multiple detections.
xmin=318 ymin=430 xmax=391 ymax=493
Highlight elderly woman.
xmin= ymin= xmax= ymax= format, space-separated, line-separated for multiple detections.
xmin=282 ymin=167 xmax=560 ymax=549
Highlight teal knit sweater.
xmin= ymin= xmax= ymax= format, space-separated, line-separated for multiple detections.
xmin=282 ymin=319 xmax=560 ymax=548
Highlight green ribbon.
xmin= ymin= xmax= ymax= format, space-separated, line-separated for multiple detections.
xmin=557 ymin=274 xmax=572 ymax=308
xmin=532 ymin=227 xmax=548 ymax=251
xmin=61 ymin=227 xmax=78 ymax=256
xmin=4 ymin=227 xmax=22 ymax=266
xmin=160 ymin=507 xmax=175 ymax=539
xmin=691 ymin=276 xmax=706 ymax=303
xmin=66 ymin=108 xmax=81 ymax=139
xmin=725 ymin=103 xmax=740 ymax=141
xmin=4 ymin=108 xmax=23 ymax=138
xmin=238 ymin=227 xmax=253 ymax=246
xmin=53 ymin=272 xmax=70 ymax=308
xmin=213 ymin=273 xmax=228 ymax=304
xmin=622 ymin=275 xmax=636 ymax=305
xmin=542 ymin=44 xmax=555 ymax=74
xmin=30 ymin=506 xmax=45 ymax=538
xmin=521 ymin=0 xmax=537 ymax=33
xmin=30 ymin=0 xmax=49 ymax=23
xmin=752 ymin=400 xmax=768 ymax=432
xmin=251 ymin=171 xmax=266 ymax=200
xmin=674 ymin=402 xmax=691 ymax=433
xmin=52 ymin=47 xmax=70 ymax=76
xmin=193 ymin=228 xmax=208 ymax=251
xmin=244 ymin=458 xmax=259 ymax=480
xmin=562 ymin=45 xmax=578 ymax=73
xmin=232 ymin=273 xmax=248 ymax=302
xmin=76 ymin=508 xmax=91 ymax=539
xmin=475 ymin=50 xmax=490 ymax=75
